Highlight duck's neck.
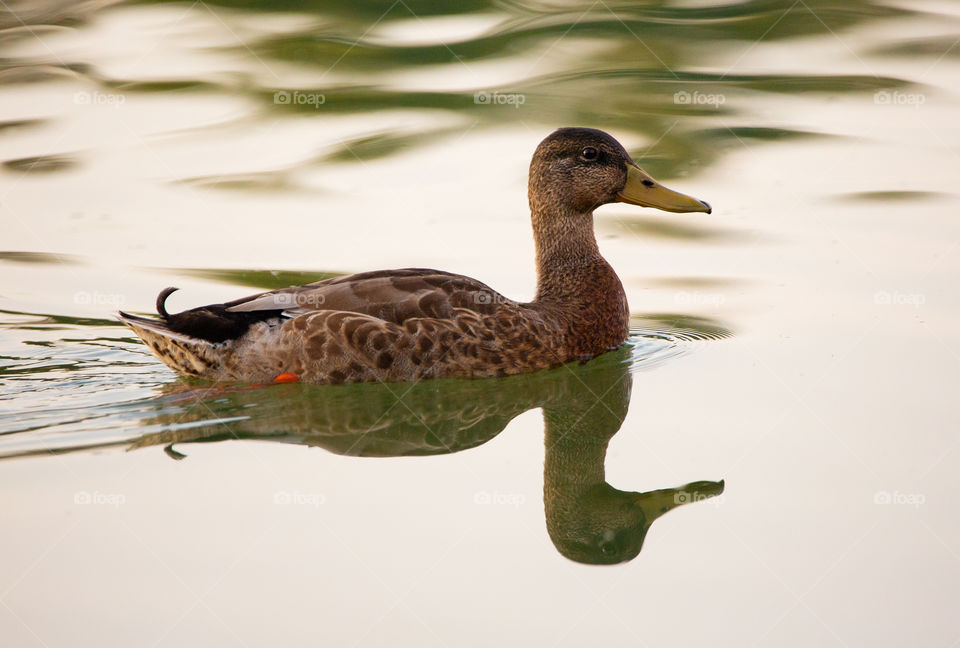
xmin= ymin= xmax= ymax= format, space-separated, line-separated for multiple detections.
xmin=530 ymin=201 xmax=604 ymax=303
xmin=528 ymin=197 xmax=629 ymax=353
xmin=544 ymin=420 xmax=609 ymax=489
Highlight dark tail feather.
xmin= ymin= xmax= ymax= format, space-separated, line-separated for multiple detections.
xmin=156 ymin=287 xmax=178 ymax=319
xmin=134 ymin=287 xmax=284 ymax=344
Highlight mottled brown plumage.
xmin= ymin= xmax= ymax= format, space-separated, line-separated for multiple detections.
xmin=120 ymin=127 xmax=711 ymax=384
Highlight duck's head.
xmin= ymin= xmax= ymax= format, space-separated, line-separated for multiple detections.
xmin=547 ymin=479 xmax=725 ymax=565
xmin=529 ymin=127 xmax=711 ymax=215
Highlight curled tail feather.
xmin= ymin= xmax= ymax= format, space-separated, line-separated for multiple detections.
xmin=120 ymin=289 xmax=229 ymax=378
xmin=156 ymin=286 xmax=178 ymax=318
xmin=120 ymin=286 xmax=286 ymax=378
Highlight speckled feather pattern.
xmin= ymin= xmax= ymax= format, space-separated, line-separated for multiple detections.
xmin=122 ymin=128 xmax=640 ymax=384
xmin=126 ymin=264 xmax=627 ymax=383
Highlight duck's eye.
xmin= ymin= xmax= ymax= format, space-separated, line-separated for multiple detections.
xmin=580 ymin=147 xmax=599 ymax=161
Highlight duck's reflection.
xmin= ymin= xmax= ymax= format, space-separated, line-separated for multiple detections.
xmin=541 ymin=364 xmax=723 ymax=563
xmin=130 ymin=346 xmax=722 ymax=564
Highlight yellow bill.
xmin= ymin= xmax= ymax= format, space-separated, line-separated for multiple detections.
xmin=617 ymin=164 xmax=712 ymax=214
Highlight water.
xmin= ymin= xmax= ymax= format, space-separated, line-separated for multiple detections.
xmin=1 ymin=0 xmax=959 ymax=645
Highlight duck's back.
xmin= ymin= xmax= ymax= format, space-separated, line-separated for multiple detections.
xmin=121 ymin=268 xmax=565 ymax=383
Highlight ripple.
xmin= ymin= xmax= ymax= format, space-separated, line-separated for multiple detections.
xmin=3 ymin=154 xmax=78 ymax=174
xmin=631 ymin=313 xmax=733 ymax=343
xmin=0 ymin=0 xmax=920 ymax=183
xmin=0 ymin=251 xmax=83 ymax=265
xmin=832 ymin=190 xmax=949 ymax=203
xmin=601 ymin=215 xmax=747 ymax=243
xmin=170 ymin=268 xmax=344 ymax=290
xmin=0 ymin=304 xmax=732 ymax=460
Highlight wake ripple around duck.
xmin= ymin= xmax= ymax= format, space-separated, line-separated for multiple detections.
xmin=625 ymin=313 xmax=732 ymax=372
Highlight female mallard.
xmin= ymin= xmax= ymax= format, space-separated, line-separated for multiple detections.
xmin=120 ymin=127 xmax=710 ymax=384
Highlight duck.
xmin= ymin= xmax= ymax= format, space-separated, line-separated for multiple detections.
xmin=119 ymin=127 xmax=711 ymax=384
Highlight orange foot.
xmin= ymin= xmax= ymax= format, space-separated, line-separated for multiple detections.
xmin=273 ymin=372 xmax=300 ymax=383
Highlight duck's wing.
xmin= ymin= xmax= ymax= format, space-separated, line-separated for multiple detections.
xmin=123 ymin=268 xmax=558 ymax=382
xmin=225 ymin=268 xmax=516 ymax=322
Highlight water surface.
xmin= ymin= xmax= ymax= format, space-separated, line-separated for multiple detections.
xmin=1 ymin=0 xmax=959 ymax=645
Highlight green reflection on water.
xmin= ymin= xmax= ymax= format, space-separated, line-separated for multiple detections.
xmin=129 ymin=345 xmax=724 ymax=564
xmin=605 ymin=215 xmax=743 ymax=243
xmin=173 ymin=268 xmax=344 ymax=290
xmin=2 ymin=154 xmax=78 ymax=173
xmin=0 ymin=251 xmax=83 ymax=265
xmin=0 ymin=311 xmax=727 ymax=564
xmin=833 ymin=190 xmax=947 ymax=203
xmin=0 ymin=308 xmax=118 ymax=330
xmin=1 ymin=0 xmax=922 ymax=181
xmin=321 ymin=128 xmax=463 ymax=163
